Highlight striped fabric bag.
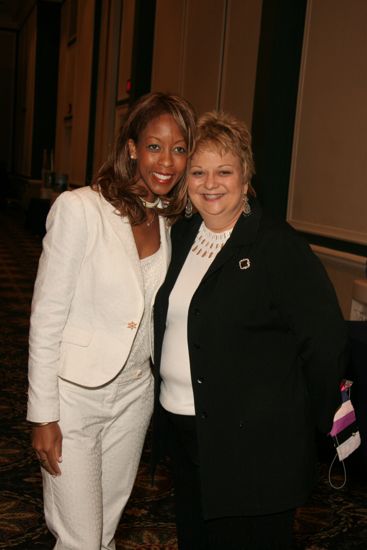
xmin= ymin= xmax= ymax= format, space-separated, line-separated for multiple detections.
xmin=328 ymin=380 xmax=361 ymax=489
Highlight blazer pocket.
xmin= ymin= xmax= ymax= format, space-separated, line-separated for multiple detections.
xmin=61 ymin=326 xmax=93 ymax=347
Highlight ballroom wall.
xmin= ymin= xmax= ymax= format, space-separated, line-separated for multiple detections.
xmin=1 ymin=0 xmax=366 ymax=316
xmin=151 ymin=0 xmax=262 ymax=124
xmin=287 ymin=0 xmax=367 ymax=315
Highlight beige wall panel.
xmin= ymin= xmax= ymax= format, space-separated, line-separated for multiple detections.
xmin=151 ymin=0 xmax=186 ymax=94
xmin=182 ymin=0 xmax=226 ymax=114
xmin=93 ymin=0 xmax=110 ymax=172
xmin=93 ymin=0 xmax=122 ymax=175
xmin=117 ymin=0 xmax=135 ymax=102
xmin=288 ymin=0 xmax=367 ymax=245
xmin=220 ymin=0 xmax=262 ymax=125
xmin=115 ymin=103 xmax=129 ymax=137
xmin=70 ymin=0 xmax=95 ymax=184
xmin=152 ymin=0 xmax=261 ymax=121
xmin=54 ymin=1 xmax=70 ymax=174
xmin=313 ymin=246 xmax=366 ymax=319
xmin=54 ymin=0 xmax=79 ymax=179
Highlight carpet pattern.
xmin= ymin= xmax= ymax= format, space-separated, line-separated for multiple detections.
xmin=0 ymin=206 xmax=366 ymax=549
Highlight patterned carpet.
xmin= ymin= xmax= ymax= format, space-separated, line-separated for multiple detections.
xmin=0 ymin=204 xmax=367 ymax=549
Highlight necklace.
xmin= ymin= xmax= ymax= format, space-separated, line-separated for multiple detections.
xmin=146 ymin=210 xmax=156 ymax=227
xmin=140 ymin=196 xmax=159 ymax=208
xmin=191 ymin=223 xmax=232 ymax=258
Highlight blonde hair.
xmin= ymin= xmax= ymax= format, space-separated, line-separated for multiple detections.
xmin=194 ymin=111 xmax=256 ymax=197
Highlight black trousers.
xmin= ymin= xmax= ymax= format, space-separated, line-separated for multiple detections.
xmin=164 ymin=409 xmax=295 ymax=550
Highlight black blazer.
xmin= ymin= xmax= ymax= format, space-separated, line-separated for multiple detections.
xmin=153 ymin=202 xmax=347 ymax=519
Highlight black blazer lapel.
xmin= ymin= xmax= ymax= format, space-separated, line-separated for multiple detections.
xmin=154 ymin=205 xmax=262 ymax=366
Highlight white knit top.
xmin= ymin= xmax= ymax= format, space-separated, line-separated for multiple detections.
xmin=124 ymin=246 xmax=163 ymax=373
xmin=160 ymin=223 xmax=232 ymax=415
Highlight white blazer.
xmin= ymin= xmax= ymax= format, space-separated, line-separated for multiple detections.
xmin=27 ymin=186 xmax=171 ymax=422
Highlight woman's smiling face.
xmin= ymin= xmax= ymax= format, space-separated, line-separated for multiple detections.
xmin=128 ymin=113 xmax=188 ymax=200
xmin=188 ymin=146 xmax=248 ymax=231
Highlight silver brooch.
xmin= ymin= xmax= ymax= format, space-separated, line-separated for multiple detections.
xmin=239 ymin=258 xmax=251 ymax=270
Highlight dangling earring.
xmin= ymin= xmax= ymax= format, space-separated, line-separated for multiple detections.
xmin=242 ymin=194 xmax=251 ymax=217
xmin=185 ymin=198 xmax=193 ymax=218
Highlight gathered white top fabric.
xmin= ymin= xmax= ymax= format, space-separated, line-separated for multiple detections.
xmin=124 ymin=246 xmax=163 ymax=374
xmin=160 ymin=222 xmax=232 ymax=415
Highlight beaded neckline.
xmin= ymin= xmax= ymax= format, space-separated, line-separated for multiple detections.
xmin=191 ymin=223 xmax=232 ymax=259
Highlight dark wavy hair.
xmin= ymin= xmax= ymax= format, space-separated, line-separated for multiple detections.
xmin=194 ymin=111 xmax=256 ymax=197
xmin=92 ymin=92 xmax=197 ymax=224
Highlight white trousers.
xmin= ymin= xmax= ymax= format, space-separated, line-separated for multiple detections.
xmin=42 ymin=365 xmax=154 ymax=550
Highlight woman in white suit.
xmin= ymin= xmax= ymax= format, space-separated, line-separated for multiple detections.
xmin=27 ymin=92 xmax=196 ymax=550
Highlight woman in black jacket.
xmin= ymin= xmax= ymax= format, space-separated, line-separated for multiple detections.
xmin=153 ymin=111 xmax=347 ymax=549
